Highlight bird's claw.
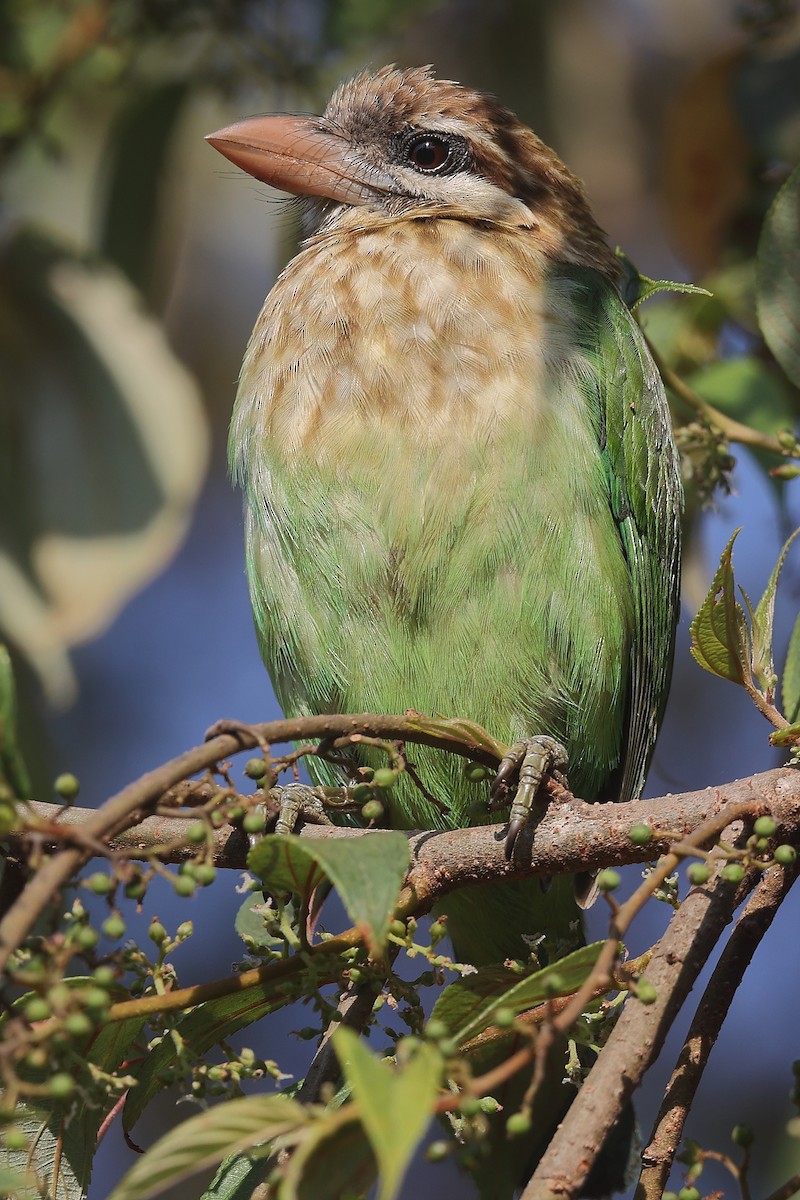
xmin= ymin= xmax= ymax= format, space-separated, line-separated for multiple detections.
xmin=244 ymin=783 xmax=335 ymax=848
xmin=491 ymin=736 xmax=569 ymax=859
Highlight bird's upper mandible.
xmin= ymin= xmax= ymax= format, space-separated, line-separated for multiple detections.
xmin=206 ymin=64 xmax=619 ymax=278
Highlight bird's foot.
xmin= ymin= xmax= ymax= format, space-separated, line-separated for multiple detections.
xmin=249 ymin=782 xmax=364 ymax=846
xmin=489 ymin=736 xmax=569 ymax=859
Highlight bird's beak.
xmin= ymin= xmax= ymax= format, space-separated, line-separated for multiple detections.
xmin=206 ymin=114 xmax=390 ymax=205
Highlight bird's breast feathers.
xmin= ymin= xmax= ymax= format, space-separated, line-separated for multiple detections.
xmin=233 ymin=208 xmax=598 ymax=468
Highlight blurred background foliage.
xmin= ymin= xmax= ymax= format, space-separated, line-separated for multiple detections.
xmin=2 ymin=0 xmax=800 ymax=1197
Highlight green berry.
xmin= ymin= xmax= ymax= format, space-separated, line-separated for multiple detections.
xmin=102 ymin=915 xmax=126 ymax=940
xmin=731 ymin=1124 xmax=754 ymax=1147
xmin=3 ymin=1127 xmax=28 ymax=1151
xmin=361 ymin=799 xmax=384 ymax=822
xmin=54 ymin=773 xmax=80 ymax=801
xmin=479 ymin=1096 xmax=501 ymax=1113
xmin=425 ymin=1140 xmax=451 ymax=1162
xmin=48 ymin=1074 xmax=75 ymax=1100
xmin=388 ymin=920 xmax=407 ymax=938
xmin=428 ymin=919 xmax=447 ymax=944
xmin=187 ymin=822 xmax=207 ymax=844
xmin=506 ymin=1111 xmax=532 ymax=1137
xmin=678 ymin=1188 xmax=701 ymax=1200
xmin=372 ymin=767 xmax=397 ymax=790
xmin=87 ymin=873 xmax=112 ymax=895
xmin=636 ymin=979 xmax=657 ymax=1005
xmin=460 ymin=1097 xmax=482 ymax=1117
xmin=194 ymin=864 xmax=217 ymax=886
xmin=493 ymin=1007 xmax=516 ymax=1029
xmin=242 ymin=810 xmax=265 ymax=835
xmin=124 ymin=879 xmax=146 ymax=901
xmin=174 ymin=875 xmax=196 ymax=897
xmin=351 ymin=783 xmax=372 ymax=803
xmin=82 ymin=987 xmax=110 ymax=1012
xmin=754 ymin=816 xmax=777 ymax=837
xmin=662 ymin=1193 xmax=679 ymax=1200
xmin=629 ymin=823 xmax=653 ymax=845
xmin=424 ymin=1019 xmax=449 ymax=1042
xmin=73 ymin=925 xmax=99 ymax=950
xmin=65 ymin=1012 xmax=93 ymax=1038
xmin=775 ymin=844 xmax=797 ymax=865
xmin=464 ymin=762 xmax=490 ymax=783
xmin=0 ymin=802 xmax=20 ymax=834
xmin=722 ymin=863 xmax=746 ymax=883
xmin=93 ymin=966 xmax=115 ymax=986
xmin=244 ymin=757 xmax=267 ymax=781
xmin=24 ymin=996 xmax=51 ymax=1023
xmin=597 ymin=869 xmax=621 ymax=893
xmin=543 ymin=972 xmax=565 ymax=996
xmin=148 ymin=919 xmax=167 ymax=946
xmin=177 ymin=921 xmax=193 ymax=940
xmin=687 ymin=863 xmax=709 ymax=886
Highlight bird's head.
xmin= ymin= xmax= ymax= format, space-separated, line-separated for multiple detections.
xmin=207 ymin=65 xmax=618 ymax=276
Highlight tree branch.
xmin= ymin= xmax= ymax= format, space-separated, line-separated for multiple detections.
xmin=636 ymin=861 xmax=800 ymax=1196
xmin=520 ymin=810 xmax=785 ymax=1199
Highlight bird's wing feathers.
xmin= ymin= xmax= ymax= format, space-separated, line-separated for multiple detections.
xmin=578 ymin=269 xmax=683 ymax=803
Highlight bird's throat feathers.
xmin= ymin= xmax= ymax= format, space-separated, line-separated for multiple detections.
xmin=234 ymin=209 xmax=601 ymax=468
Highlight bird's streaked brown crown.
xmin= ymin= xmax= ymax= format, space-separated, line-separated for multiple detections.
xmin=208 ymin=65 xmax=619 ymax=278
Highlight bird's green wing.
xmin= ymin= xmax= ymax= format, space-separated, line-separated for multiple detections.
xmin=576 ymin=270 xmax=683 ymax=804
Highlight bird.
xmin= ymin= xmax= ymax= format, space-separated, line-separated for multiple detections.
xmin=208 ymin=64 xmax=682 ymax=1191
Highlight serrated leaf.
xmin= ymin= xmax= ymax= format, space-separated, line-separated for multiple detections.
xmin=430 ymin=942 xmax=603 ymax=1046
xmin=109 ymin=1096 xmax=308 ymax=1200
xmin=749 ymin=528 xmax=800 ymax=695
xmin=0 ymin=643 xmax=31 ymax=798
xmin=758 ymin=162 xmax=800 ymax=388
xmin=782 ymin=611 xmax=800 ymax=724
xmin=123 ymin=980 xmax=306 ymax=1133
xmin=248 ymin=832 xmax=409 ymax=956
xmin=279 ymin=1104 xmax=375 ymax=1200
xmin=615 ymin=249 xmax=712 ymax=310
xmin=689 ymin=529 xmax=751 ymax=684
xmin=333 ymin=1031 xmax=441 ymax=1200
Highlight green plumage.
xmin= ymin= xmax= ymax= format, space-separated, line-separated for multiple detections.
xmin=232 ymin=245 xmax=681 ymax=964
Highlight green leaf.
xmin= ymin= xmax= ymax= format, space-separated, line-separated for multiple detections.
xmin=430 ymin=942 xmax=603 ymax=1045
xmin=757 ymin=162 xmax=800 ymax=388
xmin=99 ymin=83 xmax=189 ymax=294
xmin=0 ymin=643 xmax=31 ymax=798
xmin=689 ymin=529 xmax=751 ymax=685
xmin=782 ymin=611 xmax=800 ymax=724
xmin=201 ymin=1152 xmax=267 ymax=1200
xmin=686 ymin=355 xmax=796 ymax=438
xmin=0 ymin=1165 xmax=37 ymax=1199
xmin=123 ymin=981 xmax=308 ymax=1133
xmin=279 ymin=1105 xmax=376 ymax=1200
xmin=0 ymin=227 xmax=208 ymax=704
xmin=248 ymin=832 xmax=409 ymax=956
xmin=748 ymin=528 xmax=800 ymax=695
xmin=615 ymin=249 xmax=712 ymax=310
xmin=109 ymin=1097 xmax=308 ymax=1200
xmin=770 ymin=721 xmax=800 ymax=748
xmin=0 ymin=983 xmax=144 ymax=1200
xmin=333 ymin=1030 xmax=441 ymax=1200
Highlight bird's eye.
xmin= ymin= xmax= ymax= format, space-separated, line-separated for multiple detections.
xmin=405 ymin=134 xmax=453 ymax=173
